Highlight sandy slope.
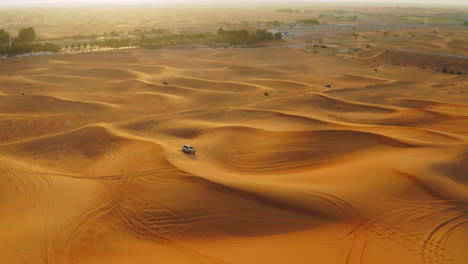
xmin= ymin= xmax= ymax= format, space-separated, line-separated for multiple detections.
xmin=369 ymin=49 xmax=468 ymax=71
xmin=0 ymin=48 xmax=467 ymax=264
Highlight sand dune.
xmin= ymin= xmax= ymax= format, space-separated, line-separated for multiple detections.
xmin=165 ymin=76 xmax=261 ymax=92
xmin=224 ymin=65 xmax=286 ymax=78
xmin=389 ymin=98 xmax=468 ymax=113
xmin=338 ymin=74 xmax=393 ymax=84
xmin=0 ymin=48 xmax=467 ymax=264
xmin=0 ymin=94 xmax=120 ymax=113
xmin=186 ymin=127 xmax=415 ymax=173
xmin=252 ymin=92 xmax=397 ymax=113
xmin=370 ymin=49 xmax=468 ymax=70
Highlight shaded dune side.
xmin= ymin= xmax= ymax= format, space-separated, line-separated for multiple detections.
xmin=361 ymin=125 xmax=466 ymax=144
xmin=194 ymin=126 xmax=415 ymax=173
xmin=433 ymin=150 xmax=468 ymax=185
xmin=388 ymin=98 xmax=468 ymax=113
xmin=1 ymin=121 xmax=406 ymax=245
xmin=0 ymin=95 xmax=120 ymax=113
xmin=256 ymin=63 xmax=314 ymax=73
xmin=164 ymin=77 xmax=261 ymax=92
xmin=104 ymin=80 xmax=204 ymax=95
xmin=162 ymin=108 xmax=344 ymax=131
xmin=245 ymin=92 xmax=468 ymax=137
xmin=133 ymin=92 xmax=187 ymax=101
xmin=0 ymin=125 xmax=333 ymax=251
xmin=0 ymin=124 xmax=132 ymax=171
xmin=246 ymin=78 xmax=312 ymax=90
xmin=120 ymin=166 xmax=322 ymax=241
xmin=121 ymin=119 xmax=216 ymax=139
xmin=323 ymin=80 xmax=411 ymax=96
xmin=223 ymin=65 xmax=286 ymax=78
xmin=0 ymin=77 xmax=63 ymax=91
xmin=21 ymin=66 xmax=141 ymax=80
xmin=369 ymin=49 xmax=468 ymax=70
xmin=119 ymin=106 xmax=466 ymax=145
xmin=0 ymin=124 xmax=463 ymax=254
xmin=251 ymin=93 xmax=397 ymax=114
xmin=27 ymin=74 xmax=109 ymax=86
xmin=338 ymin=74 xmax=393 ymax=84
xmin=0 ymin=115 xmax=101 ymax=145
xmin=380 ymin=108 xmax=468 ymax=136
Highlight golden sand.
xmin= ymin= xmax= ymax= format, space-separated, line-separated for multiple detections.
xmin=0 ymin=47 xmax=467 ymax=264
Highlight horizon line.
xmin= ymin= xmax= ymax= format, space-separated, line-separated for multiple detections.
xmin=1 ymin=1 xmax=468 ymax=9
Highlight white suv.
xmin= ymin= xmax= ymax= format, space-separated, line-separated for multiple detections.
xmin=182 ymin=145 xmax=196 ymax=154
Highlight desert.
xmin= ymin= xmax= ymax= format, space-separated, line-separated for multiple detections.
xmin=0 ymin=2 xmax=467 ymax=264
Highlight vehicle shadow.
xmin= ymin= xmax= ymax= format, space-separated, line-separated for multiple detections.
xmin=182 ymin=152 xmax=198 ymax=160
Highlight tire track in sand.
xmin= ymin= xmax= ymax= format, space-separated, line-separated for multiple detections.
xmin=53 ymin=154 xmax=224 ymax=264
xmin=421 ymin=213 xmax=468 ymax=264
xmin=302 ymin=190 xmax=463 ymax=264
xmin=52 ymin=164 xmax=138 ymax=264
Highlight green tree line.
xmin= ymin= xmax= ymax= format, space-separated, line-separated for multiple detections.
xmin=0 ymin=27 xmax=60 ymax=56
xmin=216 ymin=28 xmax=281 ymax=45
xmin=90 ymin=29 xmax=282 ymax=50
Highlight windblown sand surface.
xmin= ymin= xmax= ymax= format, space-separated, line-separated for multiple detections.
xmin=0 ymin=48 xmax=467 ymax=264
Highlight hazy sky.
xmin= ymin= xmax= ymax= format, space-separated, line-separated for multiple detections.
xmin=1 ymin=0 xmax=467 ymax=7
